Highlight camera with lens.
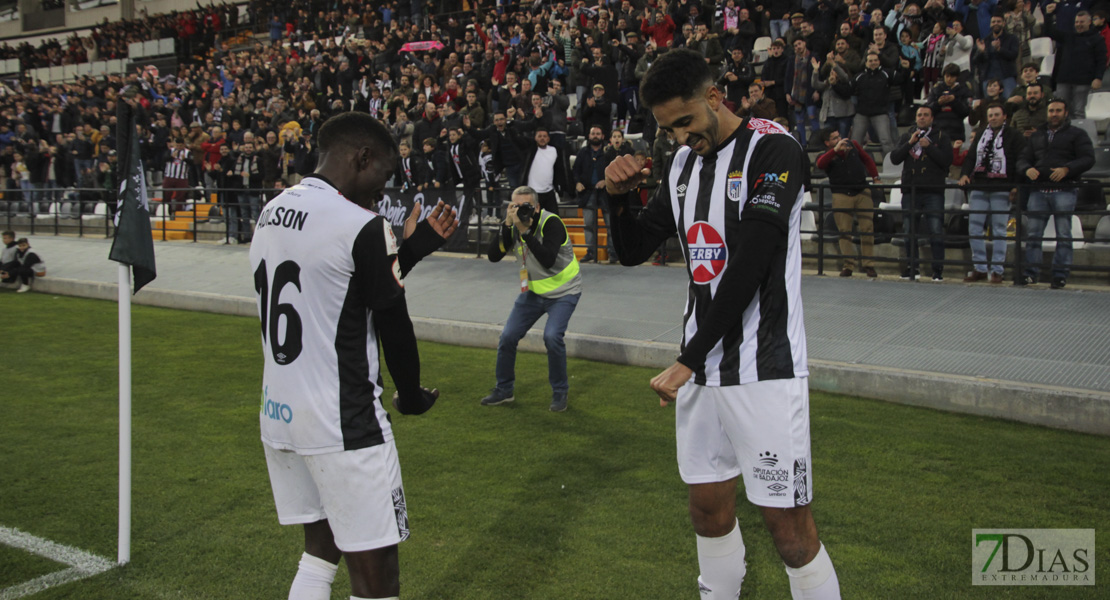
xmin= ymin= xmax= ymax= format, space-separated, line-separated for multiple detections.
xmin=515 ymin=202 xmax=535 ymax=224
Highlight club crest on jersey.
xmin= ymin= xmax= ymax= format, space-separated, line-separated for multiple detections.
xmin=686 ymin=221 xmax=727 ymax=284
xmin=727 ymin=178 xmax=742 ymax=201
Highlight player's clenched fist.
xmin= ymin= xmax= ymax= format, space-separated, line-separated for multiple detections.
xmin=605 ymin=154 xmax=651 ymax=196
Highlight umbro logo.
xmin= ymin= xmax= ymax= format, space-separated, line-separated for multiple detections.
xmin=767 ymin=483 xmax=788 ymax=492
xmin=676 ymin=183 xmax=687 ymax=197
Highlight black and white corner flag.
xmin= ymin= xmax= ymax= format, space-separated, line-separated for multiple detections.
xmin=108 ymin=101 xmax=157 ymax=293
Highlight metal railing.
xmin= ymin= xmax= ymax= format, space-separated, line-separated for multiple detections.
xmin=2 ymin=186 xmax=118 ymax=238
xmin=804 ymin=181 xmax=1110 ymax=282
xmin=11 ymin=180 xmax=1105 ymax=284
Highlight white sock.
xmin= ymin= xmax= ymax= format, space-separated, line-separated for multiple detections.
xmin=288 ymin=552 xmax=338 ymax=600
xmin=695 ymin=519 xmax=746 ymax=600
xmin=785 ymin=543 xmax=841 ymax=600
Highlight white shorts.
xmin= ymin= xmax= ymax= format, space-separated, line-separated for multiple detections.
xmin=263 ymin=441 xmax=409 ymax=552
xmin=675 ymin=377 xmax=813 ymax=508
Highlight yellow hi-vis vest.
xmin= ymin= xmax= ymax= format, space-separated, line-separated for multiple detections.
xmin=514 ymin=209 xmax=582 ymax=298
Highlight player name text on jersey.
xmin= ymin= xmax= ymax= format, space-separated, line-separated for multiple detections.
xmin=256 ymin=206 xmax=310 ymax=232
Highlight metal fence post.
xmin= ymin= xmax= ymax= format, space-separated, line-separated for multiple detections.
xmin=816 ymin=184 xmax=825 ymax=276
xmin=1013 ymin=186 xmax=1024 ymax=284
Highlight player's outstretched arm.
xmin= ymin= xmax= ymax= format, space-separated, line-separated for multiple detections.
xmin=604 ymin=154 xmax=677 ymax=265
xmin=374 ymin=300 xmax=438 ymax=415
xmin=397 ymin=200 xmax=458 ymax=277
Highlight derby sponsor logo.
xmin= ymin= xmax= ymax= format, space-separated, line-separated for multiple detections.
xmin=686 ymin=222 xmax=727 ymax=284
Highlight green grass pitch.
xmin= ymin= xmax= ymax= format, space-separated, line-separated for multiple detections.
xmin=1 ymin=293 xmax=1106 ymax=599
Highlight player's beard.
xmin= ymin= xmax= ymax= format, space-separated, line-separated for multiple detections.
xmin=690 ymin=105 xmax=720 ymax=156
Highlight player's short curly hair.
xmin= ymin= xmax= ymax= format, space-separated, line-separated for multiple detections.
xmin=317 ymin=111 xmax=398 ymax=159
xmin=639 ymin=48 xmax=714 ymax=109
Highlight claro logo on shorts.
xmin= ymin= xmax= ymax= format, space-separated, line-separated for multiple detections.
xmin=261 ymin=386 xmax=293 ymax=423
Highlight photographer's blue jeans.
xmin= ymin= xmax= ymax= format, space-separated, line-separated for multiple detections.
xmin=495 ymin=291 xmax=581 ymax=397
xmin=1024 ymin=188 xmax=1077 ymax=279
xmin=967 ymin=190 xmax=1010 ymax=275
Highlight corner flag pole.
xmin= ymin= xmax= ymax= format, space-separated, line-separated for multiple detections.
xmin=109 ymin=94 xmax=155 ymax=566
xmin=118 ymin=263 xmax=131 ymax=565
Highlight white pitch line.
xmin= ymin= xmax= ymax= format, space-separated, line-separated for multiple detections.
xmin=0 ymin=568 xmax=90 ymax=600
xmin=0 ymin=525 xmax=115 ymax=599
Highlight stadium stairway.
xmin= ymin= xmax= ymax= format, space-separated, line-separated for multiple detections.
xmin=563 ymin=209 xmax=609 ymax=262
xmin=150 ymin=195 xmax=223 ymax=242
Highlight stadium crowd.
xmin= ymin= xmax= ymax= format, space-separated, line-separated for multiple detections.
xmin=0 ymin=0 xmax=1106 ymax=281
xmin=0 ymin=1 xmax=242 ymax=69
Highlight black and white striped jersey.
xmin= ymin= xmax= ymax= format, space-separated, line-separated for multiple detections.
xmin=249 ymin=175 xmax=404 ymax=454
xmin=616 ymin=118 xmax=808 ymax=386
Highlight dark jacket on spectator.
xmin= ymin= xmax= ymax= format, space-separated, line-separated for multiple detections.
xmin=851 ymin=66 xmax=903 ymax=116
xmin=1045 ymin=16 xmax=1108 ymax=85
xmin=760 ymin=54 xmax=789 ymax=102
xmin=926 ymin=80 xmax=972 ymax=141
xmin=1016 ymin=120 xmax=1095 ymax=184
xmin=572 ymin=143 xmax=607 ymax=208
xmin=446 ymin=134 xmax=481 ymax=187
xmin=257 ymin=145 xmax=282 ymax=183
xmin=424 ymin=147 xmax=450 ymax=186
xmin=413 ymin=115 xmax=442 ymax=148
xmin=578 ymin=95 xmax=613 ymax=135
xmin=816 ymin=140 xmax=878 ymax=194
xmin=396 ymin=153 xmax=431 ymax=190
xmin=719 ymin=57 xmax=756 ymax=104
xmin=973 ymin=30 xmax=1020 ymax=81
xmin=582 ymin=61 xmax=620 ymax=100
xmin=891 ymin=127 xmax=953 ymax=194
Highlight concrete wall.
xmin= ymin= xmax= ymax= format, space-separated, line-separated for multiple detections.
xmin=67 ymin=5 xmax=118 ymax=29
xmin=0 ymin=0 xmax=240 ymax=44
xmin=27 ymin=276 xmax=1110 ymax=438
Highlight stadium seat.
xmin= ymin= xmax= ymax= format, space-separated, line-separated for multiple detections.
xmin=752 ymin=36 xmax=771 ymax=63
xmin=1084 ymin=146 xmax=1110 ymax=178
xmin=1028 ymin=37 xmax=1054 ymax=61
xmin=1084 ymin=92 xmax=1110 ymax=126
xmin=1071 ymin=118 xmax=1098 ymax=144
xmin=806 ymin=187 xmax=832 ymax=207
xmin=963 ymin=118 xmax=973 ymax=142
xmin=800 ymin=205 xmax=820 ymax=241
xmin=879 ymin=179 xmax=903 ymax=211
xmin=944 ymin=183 xmax=967 ymax=211
xmin=1087 ymin=215 xmax=1110 ymax=247
xmin=879 ymin=153 xmax=900 ymax=179
xmin=1040 ymin=54 xmax=1055 ymax=76
xmin=34 ymin=203 xmax=56 ymax=219
xmin=567 ymin=94 xmax=578 ymax=116
xmin=82 ymin=201 xmax=109 ymax=221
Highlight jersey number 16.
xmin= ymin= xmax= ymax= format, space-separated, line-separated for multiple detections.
xmin=254 ymin=259 xmax=303 ymax=365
